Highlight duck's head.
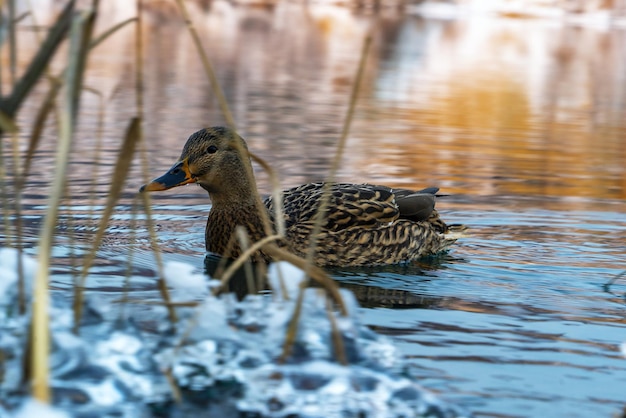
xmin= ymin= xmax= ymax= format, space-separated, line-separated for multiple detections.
xmin=140 ymin=127 xmax=255 ymax=200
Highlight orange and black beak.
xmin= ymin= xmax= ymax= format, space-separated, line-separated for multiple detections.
xmin=139 ymin=158 xmax=196 ymax=192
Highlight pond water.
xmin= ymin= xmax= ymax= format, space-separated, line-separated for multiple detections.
xmin=3 ymin=1 xmax=626 ymax=417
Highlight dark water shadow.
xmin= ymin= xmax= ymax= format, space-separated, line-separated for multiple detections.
xmin=604 ymin=270 xmax=626 ymax=301
xmin=203 ymin=252 xmax=269 ymax=300
xmin=203 ymin=251 xmax=469 ymax=310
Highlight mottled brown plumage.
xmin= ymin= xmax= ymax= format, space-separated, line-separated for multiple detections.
xmin=140 ymin=127 xmax=463 ymax=267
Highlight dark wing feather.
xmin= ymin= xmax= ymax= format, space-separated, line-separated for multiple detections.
xmin=392 ymin=187 xmax=438 ymax=222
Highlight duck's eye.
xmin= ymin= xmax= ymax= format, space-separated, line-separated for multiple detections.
xmin=206 ymin=145 xmax=218 ymax=154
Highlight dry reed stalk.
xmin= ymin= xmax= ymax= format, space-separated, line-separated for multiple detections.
xmin=11 ymin=131 xmax=26 ymax=313
xmin=171 ymin=0 xmax=275 ymax=298
xmin=215 ymin=234 xmax=283 ymax=291
xmin=275 ymin=32 xmax=372 ymax=364
xmin=0 ymin=112 xmax=18 ymax=132
xmin=31 ymin=7 xmax=95 ymax=402
xmin=0 ymin=1 xmax=74 ymax=125
xmin=209 ymin=151 xmax=284 ymax=285
xmin=0 ymin=2 xmax=4 ymax=97
xmin=326 ymin=297 xmax=347 ymax=365
xmin=73 ymin=117 xmax=144 ymax=333
xmin=3 ymin=1 xmax=126 ymax=145
xmin=212 ymin=237 xmax=347 ymax=314
xmin=0 ymin=115 xmax=16 ymax=247
xmin=18 ymin=8 xmax=134 ymax=314
xmin=605 ymin=270 xmax=626 ymax=290
xmin=83 ymin=87 xmax=105 ymax=220
xmin=134 ymin=0 xmax=178 ymax=327
xmin=21 ymin=13 xmax=134 ymax=181
xmin=250 ymin=152 xmax=286 ymax=237
xmin=255 ymin=261 xmax=267 ymax=297
xmin=163 ymin=368 xmax=182 ymax=404
xmin=302 ymin=33 xmax=372 ymax=269
xmin=235 ymin=226 xmax=258 ymax=295
xmin=173 ymin=0 xmax=284 ymax=263
xmin=134 ymin=0 xmax=143 ymax=114
xmin=21 ymin=78 xmax=62 ymax=183
xmin=64 ymin=94 xmax=104 ymax=283
xmin=278 ymin=282 xmax=306 ymax=363
xmin=19 ymin=1 xmax=97 ymax=312
xmin=273 ymin=257 xmax=291 ymax=301
xmin=260 ymin=244 xmax=347 ymax=314
xmin=168 ymin=0 xmax=355 ymax=367
xmin=173 ymin=0 xmax=234 ymax=128
xmin=64 ymin=86 xmax=101 ymax=282
xmin=2 ymin=1 xmax=19 ymax=311
xmin=7 ymin=0 xmax=17 ymax=85
xmin=212 ymin=232 xmax=241 ymax=281
xmin=90 ymin=17 xmax=136 ymax=50
xmin=173 ymin=0 xmax=286 ymax=244
xmin=140 ymin=190 xmax=179 ymax=325
xmin=119 ymin=194 xmax=139 ymax=322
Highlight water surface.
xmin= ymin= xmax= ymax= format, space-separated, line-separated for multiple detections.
xmin=2 ymin=2 xmax=626 ymax=417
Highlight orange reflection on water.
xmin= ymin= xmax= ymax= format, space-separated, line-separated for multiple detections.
xmin=347 ymin=17 xmax=626 ymax=204
xmin=4 ymin=3 xmax=626 ymax=209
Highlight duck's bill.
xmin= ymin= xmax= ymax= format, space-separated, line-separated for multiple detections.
xmin=139 ymin=159 xmax=196 ymax=192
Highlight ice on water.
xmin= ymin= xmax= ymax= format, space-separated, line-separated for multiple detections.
xmin=164 ymin=261 xmax=209 ymax=301
xmin=0 ymin=248 xmax=37 ymax=312
xmin=0 ymin=248 xmax=469 ymax=417
xmin=7 ymin=399 xmax=71 ymax=418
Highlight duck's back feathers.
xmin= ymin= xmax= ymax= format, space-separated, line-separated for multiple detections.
xmin=265 ymin=183 xmax=456 ymax=266
xmin=268 ymin=183 xmax=400 ymax=232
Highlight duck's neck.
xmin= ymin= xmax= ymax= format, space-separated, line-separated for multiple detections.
xmin=205 ymin=190 xmax=269 ymax=258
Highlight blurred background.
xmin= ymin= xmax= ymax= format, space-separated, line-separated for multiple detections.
xmin=2 ymin=0 xmax=626 ymax=417
xmin=10 ymin=0 xmax=626 ymax=204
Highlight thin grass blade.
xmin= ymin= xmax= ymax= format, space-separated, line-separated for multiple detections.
xmin=31 ymin=7 xmax=94 ymax=403
xmin=73 ymin=117 xmax=142 ymax=333
xmin=303 ymin=34 xmax=372 ymax=269
xmin=0 ymin=0 xmax=74 ymax=122
xmin=0 ymin=110 xmax=18 ymax=133
xmin=21 ymin=78 xmax=61 ymax=186
xmin=173 ymin=0 xmax=234 ymax=128
xmin=89 ymin=17 xmax=137 ymax=50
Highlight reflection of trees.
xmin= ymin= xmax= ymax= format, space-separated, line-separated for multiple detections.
xmin=349 ymin=17 xmax=626 ymax=202
xmin=10 ymin=3 xmax=626 ymax=205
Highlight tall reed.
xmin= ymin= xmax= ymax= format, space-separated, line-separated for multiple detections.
xmin=166 ymin=0 xmax=379 ymax=365
xmin=31 ymin=7 xmax=96 ymax=402
xmin=0 ymin=2 xmax=377 ymax=407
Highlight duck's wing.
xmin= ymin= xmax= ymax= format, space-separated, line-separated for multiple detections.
xmin=265 ymin=183 xmax=437 ymax=232
xmin=392 ymin=187 xmax=438 ymax=222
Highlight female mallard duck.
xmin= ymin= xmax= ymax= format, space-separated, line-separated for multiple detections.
xmin=140 ymin=127 xmax=462 ymax=267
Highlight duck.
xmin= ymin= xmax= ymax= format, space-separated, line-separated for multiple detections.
xmin=140 ymin=127 xmax=463 ymax=267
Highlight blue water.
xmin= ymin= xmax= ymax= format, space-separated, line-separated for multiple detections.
xmin=3 ymin=3 xmax=626 ymax=416
xmin=343 ymin=205 xmax=626 ymax=417
xmin=8 ymin=197 xmax=624 ymax=417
